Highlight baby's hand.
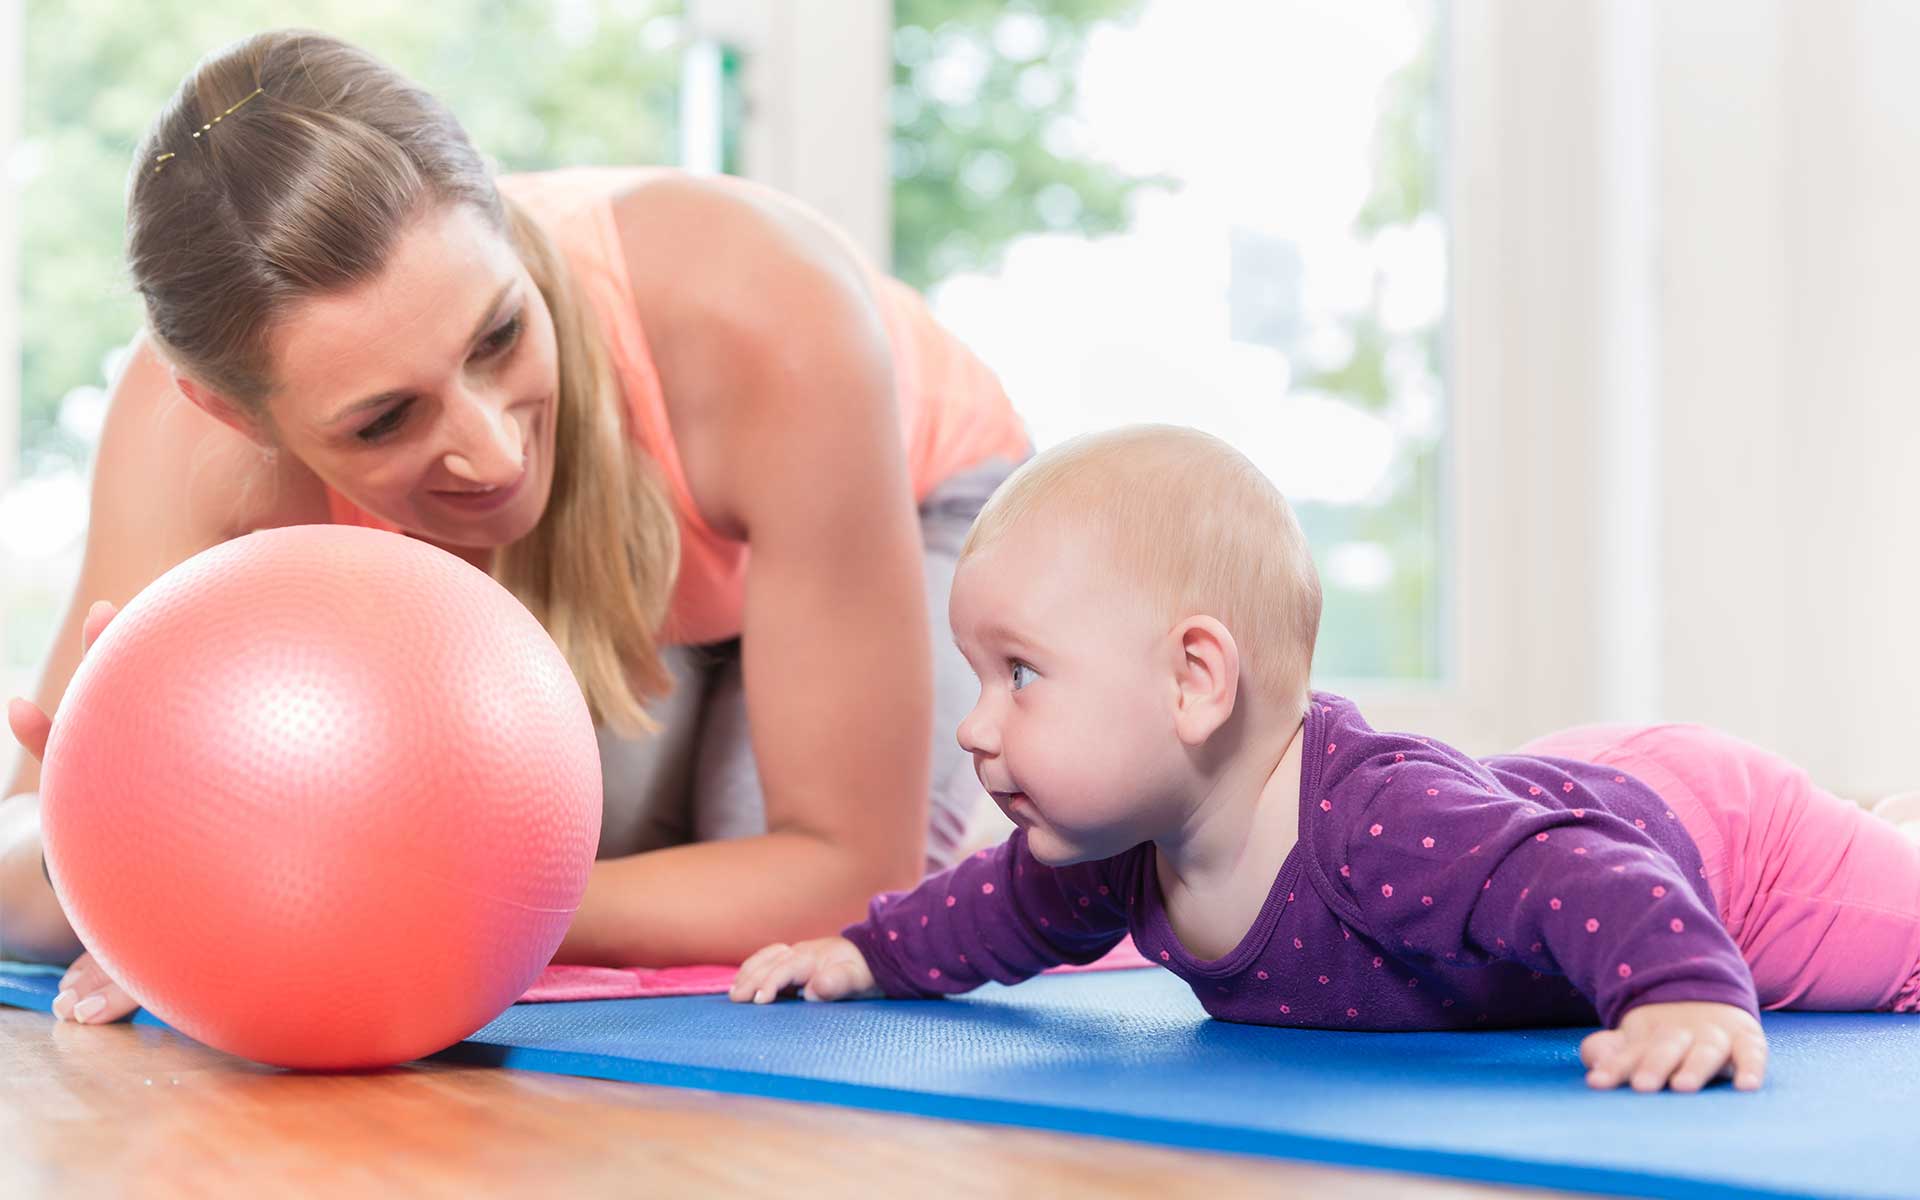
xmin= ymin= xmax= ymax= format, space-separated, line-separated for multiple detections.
xmin=729 ymin=936 xmax=880 ymax=1005
xmin=1580 ymin=1001 xmax=1767 ymax=1092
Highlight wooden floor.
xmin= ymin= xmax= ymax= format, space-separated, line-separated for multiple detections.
xmin=0 ymin=1007 xmax=1588 ymax=1199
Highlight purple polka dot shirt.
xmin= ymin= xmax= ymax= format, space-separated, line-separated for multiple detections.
xmin=844 ymin=692 xmax=1760 ymax=1030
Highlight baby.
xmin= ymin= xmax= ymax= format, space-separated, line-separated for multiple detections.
xmin=730 ymin=424 xmax=1920 ymax=1092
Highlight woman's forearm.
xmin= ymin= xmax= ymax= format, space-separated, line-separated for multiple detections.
xmin=554 ymin=830 xmax=908 ymax=967
xmin=3 ymin=796 xmax=892 ymax=969
xmin=0 ymin=792 xmax=82 ymax=964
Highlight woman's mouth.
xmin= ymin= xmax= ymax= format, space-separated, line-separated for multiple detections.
xmin=431 ymin=469 xmax=525 ymax=513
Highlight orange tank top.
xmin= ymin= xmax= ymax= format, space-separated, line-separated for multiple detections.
xmin=326 ymin=167 xmax=1029 ymax=645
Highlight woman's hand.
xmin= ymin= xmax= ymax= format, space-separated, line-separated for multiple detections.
xmin=8 ymin=601 xmax=138 ymax=1022
xmin=1580 ymin=1001 xmax=1768 ymax=1092
xmin=6 ymin=601 xmax=118 ymax=763
xmin=50 ymin=951 xmax=140 ymax=1024
xmin=729 ymin=936 xmax=880 ymax=1005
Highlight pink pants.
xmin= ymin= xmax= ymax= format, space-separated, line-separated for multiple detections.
xmin=1518 ymin=724 xmax=1920 ymax=1012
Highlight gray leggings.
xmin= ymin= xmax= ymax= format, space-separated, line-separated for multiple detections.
xmin=592 ymin=455 xmax=1022 ymax=873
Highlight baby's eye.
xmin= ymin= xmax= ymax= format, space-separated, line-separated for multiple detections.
xmin=1010 ymin=661 xmax=1036 ymax=691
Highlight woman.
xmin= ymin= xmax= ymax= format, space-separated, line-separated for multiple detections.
xmin=0 ymin=29 xmax=1028 ymax=1023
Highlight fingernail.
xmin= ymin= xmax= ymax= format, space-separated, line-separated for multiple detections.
xmin=73 ymin=995 xmax=107 ymax=1022
xmin=52 ymin=989 xmax=77 ymax=1018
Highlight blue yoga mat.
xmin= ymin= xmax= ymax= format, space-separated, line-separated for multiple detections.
xmin=3 ymin=962 xmax=1912 ymax=1199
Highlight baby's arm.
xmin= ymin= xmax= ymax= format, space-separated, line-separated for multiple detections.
xmin=731 ymin=828 xmax=1128 ymax=1004
xmin=1340 ymin=762 xmax=1765 ymax=1088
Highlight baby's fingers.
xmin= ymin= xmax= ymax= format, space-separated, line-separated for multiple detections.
xmin=803 ymin=963 xmax=859 ymax=1002
xmin=1730 ymin=1030 xmax=1768 ymax=1091
xmin=730 ymin=949 xmax=812 ymax=1005
xmin=729 ymin=943 xmax=791 ymax=1003
xmin=1580 ymin=1029 xmax=1636 ymax=1089
xmin=1630 ymin=1030 xmax=1693 ymax=1092
xmin=1667 ymin=1038 xmax=1731 ymax=1093
xmin=750 ymin=953 xmax=815 ymax=1005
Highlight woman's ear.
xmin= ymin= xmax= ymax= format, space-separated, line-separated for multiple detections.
xmin=173 ymin=370 xmax=273 ymax=451
xmin=1170 ymin=615 xmax=1240 ymax=747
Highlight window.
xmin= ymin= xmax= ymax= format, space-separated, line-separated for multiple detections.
xmin=4 ymin=1 xmax=1449 ymax=705
xmin=891 ymin=0 xmax=1446 ymax=683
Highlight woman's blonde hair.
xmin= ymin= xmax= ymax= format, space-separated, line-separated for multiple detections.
xmin=126 ymin=29 xmax=677 ymax=734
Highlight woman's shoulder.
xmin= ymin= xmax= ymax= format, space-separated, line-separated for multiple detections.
xmin=608 ymin=169 xmax=865 ymax=282
xmin=497 ymin=166 xmax=869 ymax=295
xmin=556 ymin=168 xmax=896 ymax=542
xmin=499 ymin=165 xmax=703 ymax=230
xmin=99 ymin=333 xmax=329 ymax=540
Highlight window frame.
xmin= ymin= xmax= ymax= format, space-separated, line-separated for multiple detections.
xmin=0 ymin=2 xmax=1687 ymax=762
xmin=685 ymin=0 xmax=892 ymax=266
xmin=1 ymin=0 xmax=20 ymax=498
xmin=770 ymin=0 xmax=1657 ymax=755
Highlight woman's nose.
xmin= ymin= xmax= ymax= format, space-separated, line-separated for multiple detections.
xmin=443 ymin=392 xmax=524 ymax=485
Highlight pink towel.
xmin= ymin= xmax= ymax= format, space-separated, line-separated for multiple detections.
xmin=522 ymin=936 xmax=1156 ymax=1003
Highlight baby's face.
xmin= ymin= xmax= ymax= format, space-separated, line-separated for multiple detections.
xmin=949 ymin=521 xmax=1188 ymax=865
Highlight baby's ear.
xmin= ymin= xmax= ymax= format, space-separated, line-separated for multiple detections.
xmin=1171 ymin=616 xmax=1239 ymax=747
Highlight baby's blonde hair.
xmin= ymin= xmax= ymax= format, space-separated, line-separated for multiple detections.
xmin=960 ymin=424 xmax=1322 ymax=706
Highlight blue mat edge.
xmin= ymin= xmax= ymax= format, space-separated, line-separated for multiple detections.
xmin=432 ymin=1033 xmax=1819 ymax=1200
xmin=0 ymin=967 xmax=1847 ymax=1200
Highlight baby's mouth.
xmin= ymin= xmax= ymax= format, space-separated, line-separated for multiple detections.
xmin=992 ymin=790 xmax=1033 ymax=819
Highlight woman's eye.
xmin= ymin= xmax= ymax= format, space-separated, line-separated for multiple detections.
xmin=1010 ymin=662 xmax=1036 ymax=691
xmin=477 ymin=313 xmax=522 ymax=358
xmin=356 ymin=400 xmax=412 ymax=443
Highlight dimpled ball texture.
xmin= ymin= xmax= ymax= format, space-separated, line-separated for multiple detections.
xmin=39 ymin=525 xmax=603 ymax=1070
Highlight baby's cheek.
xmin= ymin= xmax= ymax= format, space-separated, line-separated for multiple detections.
xmin=1060 ymin=703 xmax=1150 ymax=770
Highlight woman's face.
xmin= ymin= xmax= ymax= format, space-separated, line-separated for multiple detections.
xmin=262 ymin=202 xmax=561 ymax=550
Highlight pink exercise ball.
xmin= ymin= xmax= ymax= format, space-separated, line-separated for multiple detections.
xmin=39 ymin=525 xmax=602 ymax=1070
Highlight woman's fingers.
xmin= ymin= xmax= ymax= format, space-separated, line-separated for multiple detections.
xmin=5 ymin=601 xmax=117 ymax=762
xmin=57 ymin=952 xmax=110 ymax=1000
xmin=6 ymin=697 xmax=52 ymax=762
xmin=66 ymin=981 xmax=138 ymax=1024
xmin=80 ymin=601 xmax=117 ymax=654
xmin=53 ymin=952 xmax=138 ymax=1024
